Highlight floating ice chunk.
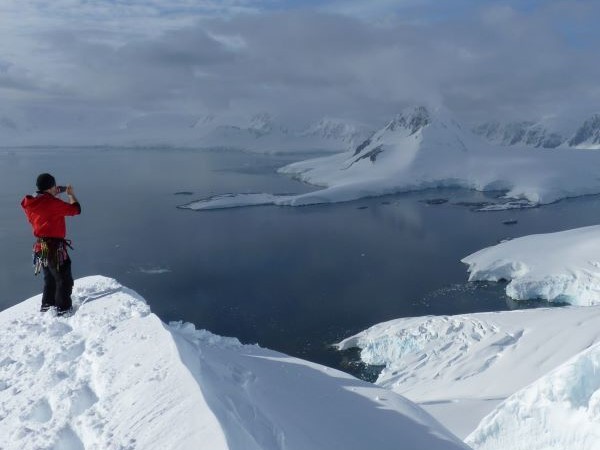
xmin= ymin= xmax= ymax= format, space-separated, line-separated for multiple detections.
xmin=138 ymin=266 xmax=171 ymax=274
xmin=179 ymin=193 xmax=295 ymax=210
xmin=476 ymin=200 xmax=536 ymax=211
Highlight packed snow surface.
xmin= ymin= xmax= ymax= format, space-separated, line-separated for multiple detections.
xmin=0 ymin=276 xmax=470 ymax=450
xmin=462 ymin=225 xmax=600 ymax=305
xmin=466 ymin=341 xmax=600 ymax=450
xmin=337 ymin=305 xmax=600 ymax=438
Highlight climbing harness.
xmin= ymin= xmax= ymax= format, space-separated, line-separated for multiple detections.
xmin=32 ymin=238 xmax=73 ymax=275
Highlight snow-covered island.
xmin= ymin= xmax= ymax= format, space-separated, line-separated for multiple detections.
xmin=0 ymin=276 xmax=470 ymax=450
xmin=183 ymin=106 xmax=600 ymax=211
xmin=462 ymin=224 xmax=600 ymax=305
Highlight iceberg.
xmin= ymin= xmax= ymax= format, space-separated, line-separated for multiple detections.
xmin=179 ymin=193 xmax=293 ymax=210
xmin=462 ymin=225 xmax=600 ymax=305
xmin=0 ymin=276 xmax=470 ymax=450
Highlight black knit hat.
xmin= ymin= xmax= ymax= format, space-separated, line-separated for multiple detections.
xmin=36 ymin=173 xmax=56 ymax=192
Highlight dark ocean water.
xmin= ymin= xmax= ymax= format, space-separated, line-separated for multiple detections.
xmin=3 ymin=147 xmax=600 ymax=376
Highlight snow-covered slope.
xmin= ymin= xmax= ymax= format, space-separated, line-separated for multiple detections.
xmin=0 ymin=276 xmax=470 ymax=450
xmin=337 ymin=305 xmax=600 ymax=439
xmin=300 ymin=117 xmax=371 ymax=146
xmin=466 ymin=341 xmax=600 ymax=450
xmin=462 ymin=225 xmax=600 ymax=305
xmin=473 ymin=121 xmax=564 ymax=148
xmin=280 ymin=106 xmax=469 ymax=191
xmin=569 ymin=114 xmax=600 ymax=149
xmin=273 ymin=106 xmax=600 ymax=208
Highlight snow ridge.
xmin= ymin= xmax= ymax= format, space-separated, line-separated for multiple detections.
xmin=0 ymin=276 xmax=470 ymax=450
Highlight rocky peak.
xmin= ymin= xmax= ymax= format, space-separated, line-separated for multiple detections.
xmin=384 ymin=106 xmax=431 ymax=135
xmin=473 ymin=121 xmax=564 ymax=149
xmin=569 ymin=114 xmax=600 ymax=147
xmin=249 ymin=112 xmax=274 ymax=135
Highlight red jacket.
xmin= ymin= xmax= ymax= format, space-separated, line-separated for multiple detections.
xmin=21 ymin=193 xmax=81 ymax=239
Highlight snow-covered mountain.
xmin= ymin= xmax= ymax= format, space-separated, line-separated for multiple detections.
xmin=115 ymin=112 xmax=366 ymax=153
xmin=192 ymin=112 xmax=286 ymax=137
xmin=123 ymin=112 xmax=198 ymax=130
xmin=184 ymin=106 xmax=600 ymax=210
xmin=274 ymin=105 xmax=493 ymax=205
xmin=0 ymin=111 xmax=369 ymax=153
xmin=265 ymin=106 xmax=600 ymax=208
xmin=474 ymin=115 xmax=600 ymax=150
xmin=568 ymin=113 xmax=600 ymax=148
xmin=280 ymin=106 xmax=472 ymax=190
xmin=473 ymin=121 xmax=565 ymax=148
xmin=300 ymin=117 xmax=371 ymax=147
xmin=0 ymin=276 xmax=470 ymax=450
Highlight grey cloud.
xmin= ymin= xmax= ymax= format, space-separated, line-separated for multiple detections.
xmin=3 ymin=4 xmax=600 ymax=132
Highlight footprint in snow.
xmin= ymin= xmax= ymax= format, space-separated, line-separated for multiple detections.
xmin=27 ymin=353 xmax=45 ymax=373
xmin=22 ymin=397 xmax=53 ymax=423
xmin=70 ymin=384 xmax=99 ymax=417
xmin=53 ymin=425 xmax=85 ymax=450
xmin=58 ymin=340 xmax=86 ymax=362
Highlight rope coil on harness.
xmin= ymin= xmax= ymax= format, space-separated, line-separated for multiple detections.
xmin=32 ymin=238 xmax=73 ymax=275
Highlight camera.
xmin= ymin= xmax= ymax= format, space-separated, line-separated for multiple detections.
xmin=56 ymin=186 xmax=67 ymax=193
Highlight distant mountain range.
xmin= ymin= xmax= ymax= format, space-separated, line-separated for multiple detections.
xmin=473 ymin=114 xmax=600 ymax=149
xmin=0 ymin=111 xmax=372 ymax=153
xmin=4 ymin=107 xmax=600 ymax=151
xmin=473 ymin=121 xmax=564 ymax=149
xmin=277 ymin=105 xmax=600 ymax=209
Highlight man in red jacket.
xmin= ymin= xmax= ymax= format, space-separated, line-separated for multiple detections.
xmin=21 ymin=173 xmax=81 ymax=315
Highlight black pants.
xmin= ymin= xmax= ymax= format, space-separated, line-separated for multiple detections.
xmin=41 ymin=258 xmax=74 ymax=312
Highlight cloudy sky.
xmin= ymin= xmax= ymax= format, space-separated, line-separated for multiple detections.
xmin=1 ymin=0 xmax=600 ymax=132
